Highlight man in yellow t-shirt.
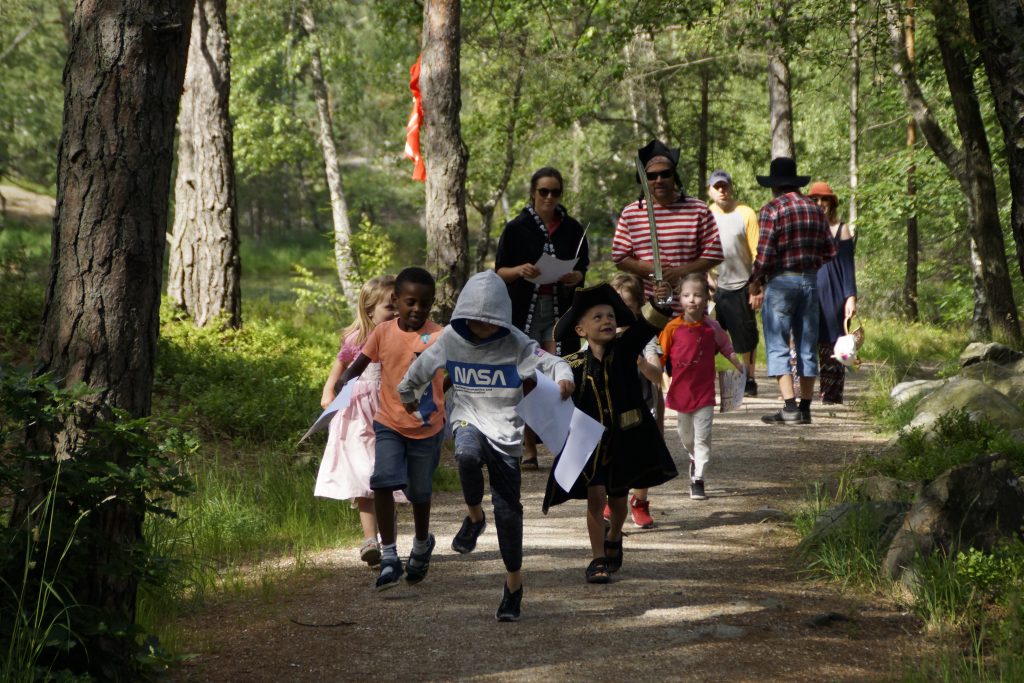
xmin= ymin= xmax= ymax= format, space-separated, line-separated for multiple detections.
xmin=707 ymin=169 xmax=760 ymax=397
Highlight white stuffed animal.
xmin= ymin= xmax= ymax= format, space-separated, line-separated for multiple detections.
xmin=832 ymin=334 xmax=859 ymax=367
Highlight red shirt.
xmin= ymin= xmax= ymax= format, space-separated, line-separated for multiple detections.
xmin=660 ymin=316 xmax=734 ymax=413
xmin=750 ymin=191 xmax=836 ymax=285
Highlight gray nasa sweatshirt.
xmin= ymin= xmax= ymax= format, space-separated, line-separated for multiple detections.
xmin=397 ymin=270 xmax=572 ymax=454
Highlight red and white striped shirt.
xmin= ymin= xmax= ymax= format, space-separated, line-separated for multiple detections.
xmin=612 ymin=196 xmax=723 ymax=311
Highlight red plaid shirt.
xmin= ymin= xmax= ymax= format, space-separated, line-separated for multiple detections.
xmin=749 ymin=191 xmax=835 ymax=286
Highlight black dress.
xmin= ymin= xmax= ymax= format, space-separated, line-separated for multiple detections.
xmin=494 ymin=206 xmax=589 ymax=353
xmin=542 ymin=315 xmax=678 ymax=513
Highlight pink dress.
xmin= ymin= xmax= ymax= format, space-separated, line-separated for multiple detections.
xmin=314 ymin=332 xmax=406 ymax=503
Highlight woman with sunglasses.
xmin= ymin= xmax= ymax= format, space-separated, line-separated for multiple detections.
xmin=495 ymin=166 xmax=589 ymax=469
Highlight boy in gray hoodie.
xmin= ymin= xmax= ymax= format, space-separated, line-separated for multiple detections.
xmin=399 ymin=270 xmax=573 ymax=621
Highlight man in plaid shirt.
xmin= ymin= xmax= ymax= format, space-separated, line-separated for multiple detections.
xmin=749 ymin=157 xmax=835 ymax=425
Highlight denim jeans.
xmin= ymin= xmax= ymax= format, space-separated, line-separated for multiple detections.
xmin=370 ymin=422 xmax=443 ymax=504
xmin=453 ymin=423 xmax=523 ymax=573
xmin=762 ymin=273 xmax=821 ymax=377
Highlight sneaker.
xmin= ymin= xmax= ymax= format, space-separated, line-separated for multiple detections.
xmin=451 ymin=514 xmax=486 ymax=554
xmin=629 ymin=495 xmax=654 ymax=529
xmin=799 ymin=407 xmax=812 ymax=424
xmin=744 ymin=378 xmax=758 ymax=397
xmin=690 ymin=479 xmax=707 ymax=500
xmin=405 ymin=534 xmax=436 ymax=585
xmin=761 ymin=408 xmax=801 ymax=425
xmin=495 ymin=583 xmax=523 ymax=622
xmin=359 ymin=538 xmax=381 ymax=567
xmin=375 ymin=557 xmax=403 ymax=591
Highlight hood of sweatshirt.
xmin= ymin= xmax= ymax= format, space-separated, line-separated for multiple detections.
xmin=450 ymin=270 xmax=512 ymax=343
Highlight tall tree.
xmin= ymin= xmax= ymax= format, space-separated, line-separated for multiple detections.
xmin=767 ymin=0 xmax=795 ymax=158
xmin=884 ymin=0 xmax=1021 ymax=344
xmin=966 ymin=0 xmax=1024 ymax=282
xmin=421 ymin=0 xmax=469 ymax=319
xmin=300 ymin=2 xmax=358 ymax=305
xmin=168 ymin=0 xmax=241 ymax=328
xmin=902 ymin=0 xmax=919 ymax=320
xmin=18 ymin=0 xmax=193 ymax=676
xmin=847 ymin=0 xmax=860 ymax=232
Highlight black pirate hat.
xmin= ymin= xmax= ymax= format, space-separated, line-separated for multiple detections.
xmin=755 ymin=156 xmax=811 ymax=188
xmin=554 ymin=284 xmax=637 ymax=344
xmin=635 ymin=139 xmax=682 ymax=187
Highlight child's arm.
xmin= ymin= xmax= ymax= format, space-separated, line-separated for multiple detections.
xmin=321 ymin=358 xmax=347 ymax=408
xmin=637 ymin=356 xmax=663 ymax=385
xmin=517 ymin=340 xmax=574 ymax=400
xmin=397 ymin=339 xmax=448 ymax=412
xmin=336 ymin=353 xmax=371 ymax=392
xmin=707 ymin=318 xmax=744 ymax=372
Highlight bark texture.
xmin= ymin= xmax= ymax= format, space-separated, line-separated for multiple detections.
xmin=967 ymin=0 xmax=1024 ymax=281
xmin=767 ymin=0 xmax=794 ymax=159
xmin=884 ymin=0 xmax=1021 ymax=344
xmin=848 ymin=0 xmax=860 ymax=232
xmin=421 ymin=0 xmax=469 ymax=319
xmin=300 ymin=3 xmax=358 ymax=305
xmin=32 ymin=1 xmax=193 ymax=677
xmin=168 ymin=0 xmax=241 ymax=328
xmin=902 ymin=0 xmax=919 ymax=320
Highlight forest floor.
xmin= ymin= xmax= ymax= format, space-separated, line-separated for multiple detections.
xmin=168 ymin=369 xmax=924 ymax=682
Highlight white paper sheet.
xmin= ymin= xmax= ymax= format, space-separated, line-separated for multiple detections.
xmin=524 ymin=227 xmax=588 ymax=285
xmin=718 ymin=367 xmax=746 ymax=413
xmin=298 ymin=380 xmax=355 ymax=443
xmin=514 ymin=372 xmax=574 ymax=453
xmin=553 ymin=409 xmax=605 ymax=492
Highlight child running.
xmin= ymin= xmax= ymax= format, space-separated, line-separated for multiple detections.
xmin=543 ymin=283 xmax=677 ymax=584
xmin=335 ymin=267 xmax=446 ymax=591
xmin=659 ymin=273 xmax=744 ymax=501
xmin=609 ymin=273 xmax=665 ymax=529
xmin=398 ymin=271 xmax=574 ymax=621
xmin=315 ymin=275 xmax=399 ymax=566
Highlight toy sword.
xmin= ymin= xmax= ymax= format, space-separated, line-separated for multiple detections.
xmin=634 ymin=154 xmax=672 ymax=305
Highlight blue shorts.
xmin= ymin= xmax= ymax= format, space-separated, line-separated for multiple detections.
xmin=761 ymin=272 xmax=821 ymax=378
xmin=370 ymin=422 xmax=443 ymax=504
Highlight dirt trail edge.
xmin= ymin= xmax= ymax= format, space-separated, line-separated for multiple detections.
xmin=171 ymin=368 xmax=920 ymax=682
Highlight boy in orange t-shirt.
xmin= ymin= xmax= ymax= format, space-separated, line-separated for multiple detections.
xmin=337 ymin=267 xmax=446 ymax=591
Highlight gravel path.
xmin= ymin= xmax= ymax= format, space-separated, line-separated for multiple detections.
xmin=171 ymin=368 xmax=920 ymax=682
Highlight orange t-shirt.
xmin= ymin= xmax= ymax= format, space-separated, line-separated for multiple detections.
xmin=362 ymin=318 xmax=445 ymax=438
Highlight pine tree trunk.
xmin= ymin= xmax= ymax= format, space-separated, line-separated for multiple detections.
xmin=697 ymin=68 xmax=710 ymax=194
xmin=421 ymin=0 xmax=469 ymax=320
xmin=848 ymin=0 xmax=860 ymax=233
xmin=902 ymin=0 xmax=919 ymax=321
xmin=300 ymin=3 xmax=358 ymax=305
xmin=26 ymin=1 xmax=193 ymax=677
xmin=168 ymin=0 xmax=241 ymax=329
xmin=767 ymin=1 xmax=795 ymax=159
xmin=967 ymin=0 xmax=1024 ymax=282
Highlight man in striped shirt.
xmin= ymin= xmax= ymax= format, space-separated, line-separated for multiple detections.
xmin=748 ymin=157 xmax=836 ymax=426
xmin=612 ymin=140 xmax=723 ymax=317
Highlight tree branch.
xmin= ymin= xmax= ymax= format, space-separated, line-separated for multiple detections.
xmin=0 ymin=18 xmax=41 ymax=65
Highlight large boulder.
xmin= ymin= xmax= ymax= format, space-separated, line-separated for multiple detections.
xmin=910 ymin=378 xmax=1024 ymax=432
xmin=960 ymin=342 xmax=1024 ymax=368
xmin=799 ymin=501 xmax=909 ymax=555
xmin=960 ymin=360 xmax=1024 ymax=403
xmin=890 ymin=379 xmax=947 ymax=406
xmin=852 ymin=475 xmax=921 ymax=503
xmin=882 ymin=454 xmax=1024 ymax=581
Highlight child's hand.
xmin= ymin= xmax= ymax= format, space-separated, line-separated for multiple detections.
xmin=402 ymin=399 xmax=420 ymax=414
xmin=320 ymin=392 xmax=335 ymax=409
xmin=558 ymin=379 xmax=574 ymax=400
xmin=731 ymin=357 xmax=745 ymax=373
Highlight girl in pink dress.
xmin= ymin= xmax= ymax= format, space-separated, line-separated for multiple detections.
xmin=316 ymin=275 xmax=401 ymax=565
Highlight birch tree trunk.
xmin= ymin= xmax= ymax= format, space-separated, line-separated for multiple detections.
xmin=21 ymin=1 xmax=193 ymax=676
xmin=966 ymin=0 xmax=1024 ymax=281
xmin=300 ymin=3 xmax=358 ymax=305
xmin=168 ymin=0 xmax=241 ymax=328
xmin=421 ymin=0 xmax=469 ymax=319
xmin=848 ymin=0 xmax=860 ymax=233
xmin=767 ymin=1 xmax=795 ymax=159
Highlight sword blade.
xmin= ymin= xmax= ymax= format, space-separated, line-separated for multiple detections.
xmin=634 ymin=154 xmax=663 ymax=282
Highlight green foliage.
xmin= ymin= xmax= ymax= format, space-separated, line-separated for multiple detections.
xmin=0 ymin=366 xmax=194 ymax=679
xmin=0 ymin=218 xmax=47 ymax=363
xmin=291 ymin=264 xmax=349 ymax=321
xmin=858 ymin=410 xmax=1024 ymax=483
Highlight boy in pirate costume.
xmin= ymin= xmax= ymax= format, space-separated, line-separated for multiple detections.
xmin=542 ymin=284 xmax=678 ymax=583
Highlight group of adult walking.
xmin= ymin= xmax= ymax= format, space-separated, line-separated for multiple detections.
xmin=494 ymin=140 xmax=858 ymax=463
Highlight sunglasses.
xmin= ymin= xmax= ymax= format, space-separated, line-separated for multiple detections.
xmin=536 ymin=187 xmax=563 ymax=198
xmin=645 ymin=169 xmax=675 ymax=181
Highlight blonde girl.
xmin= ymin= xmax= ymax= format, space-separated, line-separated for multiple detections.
xmin=315 ymin=275 xmax=400 ymax=565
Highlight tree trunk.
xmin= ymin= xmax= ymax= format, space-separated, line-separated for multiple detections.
xmin=969 ymin=236 xmax=992 ymax=339
xmin=168 ymin=0 xmax=241 ymax=329
xmin=474 ymin=205 xmax=496 ymax=274
xmin=421 ymin=0 xmax=469 ymax=320
xmin=300 ymin=3 xmax=358 ymax=305
xmin=766 ymin=1 xmax=795 ymax=159
xmin=697 ymin=67 xmax=710 ymax=193
xmin=967 ymin=0 xmax=1024 ymax=282
xmin=883 ymin=0 xmax=1021 ymax=344
xmin=25 ymin=1 xmax=193 ymax=677
xmin=902 ymin=0 xmax=919 ymax=320
xmin=934 ymin=7 xmax=1021 ymax=345
xmin=848 ymin=0 xmax=860 ymax=233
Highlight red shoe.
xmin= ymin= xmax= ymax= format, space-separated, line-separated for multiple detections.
xmin=630 ymin=495 xmax=654 ymax=528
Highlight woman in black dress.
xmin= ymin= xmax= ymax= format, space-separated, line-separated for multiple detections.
xmin=495 ymin=167 xmax=589 ymax=467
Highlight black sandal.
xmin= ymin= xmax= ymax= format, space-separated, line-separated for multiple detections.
xmin=521 ymin=456 xmax=539 ymax=470
xmin=585 ymin=557 xmax=611 ymax=584
xmin=604 ymin=537 xmax=623 ymax=573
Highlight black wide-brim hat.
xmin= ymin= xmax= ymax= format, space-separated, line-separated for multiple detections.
xmin=553 ymin=284 xmax=637 ymax=344
xmin=756 ymin=156 xmax=811 ymax=188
